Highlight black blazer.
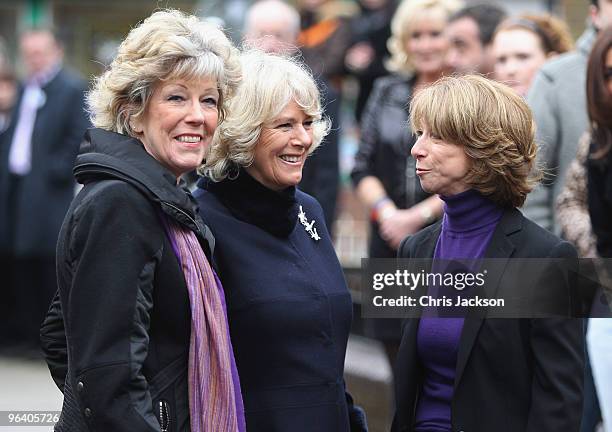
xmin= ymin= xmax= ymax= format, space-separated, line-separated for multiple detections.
xmin=392 ymin=208 xmax=584 ymax=432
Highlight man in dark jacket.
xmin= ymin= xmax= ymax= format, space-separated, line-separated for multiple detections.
xmin=0 ymin=28 xmax=89 ymax=352
xmin=445 ymin=4 xmax=507 ymax=75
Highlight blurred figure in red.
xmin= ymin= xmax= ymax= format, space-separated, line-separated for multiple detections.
xmin=297 ymin=0 xmax=355 ymax=90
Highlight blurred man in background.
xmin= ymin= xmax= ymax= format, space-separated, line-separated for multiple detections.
xmin=445 ymin=3 xmax=507 ymax=75
xmin=0 ymin=28 xmax=89 ymax=355
xmin=243 ymin=0 xmax=301 ymax=55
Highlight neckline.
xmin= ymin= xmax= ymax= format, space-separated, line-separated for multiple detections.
xmin=201 ymin=169 xmax=299 ymax=237
xmin=440 ymin=189 xmax=503 ymax=234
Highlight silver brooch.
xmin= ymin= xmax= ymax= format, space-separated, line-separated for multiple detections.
xmin=298 ymin=205 xmax=320 ymax=241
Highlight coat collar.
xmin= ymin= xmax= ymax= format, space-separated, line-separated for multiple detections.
xmin=198 ymin=168 xmax=299 ymax=237
xmin=74 ymin=128 xmax=215 ymax=256
xmin=410 ymin=207 xmax=521 ymax=258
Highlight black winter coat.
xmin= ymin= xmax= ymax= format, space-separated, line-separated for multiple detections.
xmin=40 ymin=128 xmax=215 ymax=431
xmin=351 ymin=74 xmax=430 ymax=259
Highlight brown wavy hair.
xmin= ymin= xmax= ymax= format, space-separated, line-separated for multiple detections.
xmin=410 ymin=75 xmax=541 ymax=208
xmin=587 ymin=27 xmax=612 ymax=161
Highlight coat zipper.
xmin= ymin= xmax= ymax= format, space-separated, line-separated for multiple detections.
xmin=162 ymin=201 xmax=201 ymax=233
xmin=158 ymin=399 xmax=170 ymax=432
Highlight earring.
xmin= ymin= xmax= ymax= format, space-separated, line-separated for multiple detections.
xmin=130 ymin=121 xmax=142 ymax=134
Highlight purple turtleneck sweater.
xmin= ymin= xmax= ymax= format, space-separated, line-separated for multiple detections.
xmin=414 ymin=189 xmax=503 ymax=432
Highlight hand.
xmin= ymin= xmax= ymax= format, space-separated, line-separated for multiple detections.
xmin=379 ymin=208 xmax=424 ymax=250
xmin=345 ymin=42 xmax=375 ymax=72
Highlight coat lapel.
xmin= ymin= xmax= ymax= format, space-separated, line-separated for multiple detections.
xmin=454 ymin=208 xmax=522 ymax=388
xmin=400 ymin=223 xmax=441 ymax=366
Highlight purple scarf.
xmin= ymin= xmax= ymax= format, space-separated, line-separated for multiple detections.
xmin=163 ymin=216 xmax=246 ymax=432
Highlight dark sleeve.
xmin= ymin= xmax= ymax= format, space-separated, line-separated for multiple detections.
xmin=48 ymin=76 xmax=90 ymax=184
xmin=397 ymin=234 xmax=413 ymax=258
xmin=587 ymin=153 xmax=612 ymax=257
xmin=323 ymin=19 xmax=353 ymax=78
xmin=526 ymin=241 xmax=584 ymax=432
xmin=40 ymin=290 xmax=68 ymax=392
xmin=300 ymin=80 xmax=340 ymax=227
xmin=345 ymin=389 xmax=368 ymax=432
xmin=65 ymin=184 xmax=164 ymax=431
xmin=350 ymin=79 xmax=386 ymax=188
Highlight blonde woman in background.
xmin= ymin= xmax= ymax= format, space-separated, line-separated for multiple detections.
xmin=350 ymin=0 xmax=461 ymax=364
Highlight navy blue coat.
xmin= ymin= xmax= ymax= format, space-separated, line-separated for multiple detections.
xmin=194 ymin=171 xmax=364 ymax=431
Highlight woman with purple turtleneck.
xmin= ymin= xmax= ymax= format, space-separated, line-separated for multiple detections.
xmin=391 ymin=75 xmax=584 ymax=432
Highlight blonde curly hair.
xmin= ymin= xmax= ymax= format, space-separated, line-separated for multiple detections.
xmin=410 ymin=75 xmax=541 ymax=207
xmin=202 ymin=50 xmax=330 ymax=182
xmin=386 ymin=0 xmax=463 ymax=75
xmin=87 ymin=9 xmax=241 ymax=137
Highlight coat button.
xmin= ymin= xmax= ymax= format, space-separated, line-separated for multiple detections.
xmin=77 ymin=381 xmax=84 ymax=392
xmin=84 ymin=408 xmax=92 ymax=418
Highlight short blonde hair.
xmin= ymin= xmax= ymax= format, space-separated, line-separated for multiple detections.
xmin=203 ymin=50 xmax=330 ymax=181
xmin=410 ymin=75 xmax=540 ymax=208
xmin=387 ymin=0 xmax=463 ymax=75
xmin=87 ymin=9 xmax=241 ymax=136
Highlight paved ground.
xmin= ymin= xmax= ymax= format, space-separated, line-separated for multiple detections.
xmin=0 ymin=335 xmax=392 ymax=432
xmin=0 ymin=356 xmax=62 ymax=431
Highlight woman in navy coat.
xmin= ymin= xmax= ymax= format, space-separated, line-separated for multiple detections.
xmin=194 ymin=51 xmax=367 ymax=431
xmin=391 ymin=75 xmax=584 ymax=432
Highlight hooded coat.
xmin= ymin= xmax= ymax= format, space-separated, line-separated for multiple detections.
xmin=40 ymin=128 xmax=215 ymax=432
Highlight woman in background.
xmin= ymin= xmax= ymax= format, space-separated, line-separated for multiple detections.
xmin=492 ymin=13 xmax=573 ymax=96
xmin=350 ymin=0 xmax=461 ymax=363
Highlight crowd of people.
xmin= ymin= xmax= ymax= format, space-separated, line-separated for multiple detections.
xmin=0 ymin=0 xmax=611 ymax=431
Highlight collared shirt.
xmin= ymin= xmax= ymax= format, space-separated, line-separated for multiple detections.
xmin=8 ymin=62 xmax=61 ymax=175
